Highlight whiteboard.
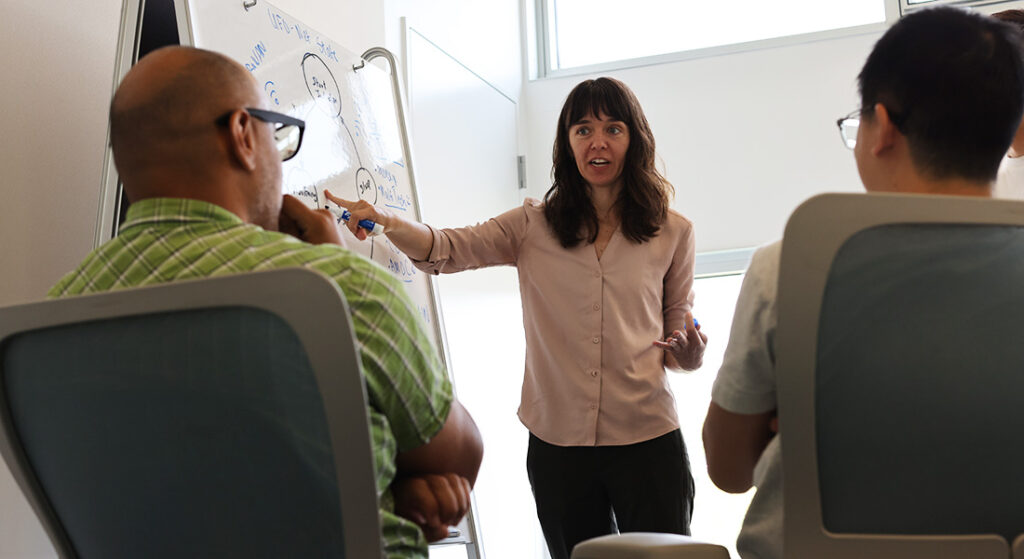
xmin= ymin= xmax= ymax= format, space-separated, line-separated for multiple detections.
xmin=172 ymin=0 xmax=442 ymax=350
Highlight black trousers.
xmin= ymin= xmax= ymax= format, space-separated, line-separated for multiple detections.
xmin=526 ymin=429 xmax=695 ymax=559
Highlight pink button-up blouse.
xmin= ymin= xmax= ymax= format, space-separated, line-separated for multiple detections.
xmin=413 ymin=198 xmax=696 ymax=446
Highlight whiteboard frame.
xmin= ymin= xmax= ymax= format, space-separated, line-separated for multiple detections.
xmin=360 ymin=45 xmax=484 ymax=559
xmin=94 ymin=0 xmax=146 ymax=247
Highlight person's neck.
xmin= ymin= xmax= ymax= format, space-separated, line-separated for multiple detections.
xmin=925 ymin=181 xmax=992 ymax=198
xmin=870 ymin=159 xmax=993 ymax=199
xmin=896 ymin=176 xmax=993 ymax=198
xmin=126 ymin=174 xmax=255 ymax=223
xmin=589 ymin=184 xmax=621 ymax=224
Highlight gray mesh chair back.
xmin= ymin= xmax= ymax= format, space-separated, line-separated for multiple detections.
xmin=0 ymin=268 xmax=383 ymax=558
xmin=776 ymin=193 xmax=1024 ymax=558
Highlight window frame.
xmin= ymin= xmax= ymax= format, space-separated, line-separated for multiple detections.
xmin=534 ymin=0 xmax=1024 ymax=79
xmin=900 ymin=0 xmax=1022 ymax=15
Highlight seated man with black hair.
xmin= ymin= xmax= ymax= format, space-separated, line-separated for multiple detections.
xmin=703 ymin=7 xmax=1024 ymax=559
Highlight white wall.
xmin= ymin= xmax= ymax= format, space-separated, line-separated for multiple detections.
xmin=522 ymin=32 xmax=881 ymax=253
xmin=1 ymin=2 xmax=123 ymax=555
xmin=1 ymin=1 xmax=122 ymax=309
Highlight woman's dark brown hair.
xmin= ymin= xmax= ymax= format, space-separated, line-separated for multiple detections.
xmin=543 ymin=77 xmax=673 ymax=248
xmin=992 ymin=9 xmax=1024 ymax=32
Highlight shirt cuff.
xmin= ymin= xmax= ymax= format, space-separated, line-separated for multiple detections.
xmin=408 ymin=224 xmax=447 ymax=273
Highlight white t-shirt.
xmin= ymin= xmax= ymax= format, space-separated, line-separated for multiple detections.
xmin=710 ymin=241 xmax=783 ymax=559
xmin=994 ymin=155 xmax=1024 ymax=200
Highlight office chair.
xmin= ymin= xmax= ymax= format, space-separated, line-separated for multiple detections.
xmin=776 ymin=192 xmax=1024 ymax=558
xmin=0 ymin=268 xmax=383 ymax=558
xmin=571 ymin=533 xmax=729 ymax=558
xmin=573 ymin=193 xmax=1024 ymax=559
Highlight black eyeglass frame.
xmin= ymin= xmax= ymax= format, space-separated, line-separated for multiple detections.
xmin=835 ymin=105 xmax=908 ymax=150
xmin=836 ymin=109 xmax=861 ymax=150
xmin=215 ymin=107 xmax=306 ymax=161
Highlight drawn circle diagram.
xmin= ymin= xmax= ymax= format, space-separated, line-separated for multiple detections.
xmin=356 ymin=167 xmax=379 ymax=204
xmin=302 ymin=53 xmax=342 ymax=118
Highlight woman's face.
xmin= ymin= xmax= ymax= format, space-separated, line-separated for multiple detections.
xmin=567 ymin=112 xmax=630 ymax=190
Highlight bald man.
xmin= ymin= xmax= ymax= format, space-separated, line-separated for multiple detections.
xmin=50 ymin=46 xmax=482 ymax=558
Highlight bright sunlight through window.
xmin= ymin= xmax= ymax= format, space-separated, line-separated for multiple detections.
xmin=545 ymin=0 xmax=886 ymax=71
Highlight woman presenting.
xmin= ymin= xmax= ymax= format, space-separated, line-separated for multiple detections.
xmin=327 ymin=77 xmax=706 ymax=559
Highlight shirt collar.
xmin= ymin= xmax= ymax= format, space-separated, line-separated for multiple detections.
xmin=120 ymin=198 xmax=244 ymax=230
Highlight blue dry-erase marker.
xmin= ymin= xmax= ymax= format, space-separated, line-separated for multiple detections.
xmin=338 ymin=209 xmax=385 ymax=236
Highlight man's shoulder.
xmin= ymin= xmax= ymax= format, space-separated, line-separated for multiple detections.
xmin=254 ymin=233 xmax=384 ymax=277
xmin=198 ymin=226 xmax=390 ymax=290
xmin=292 ymin=242 xmax=402 ymax=293
xmin=710 ymin=240 xmax=782 ymax=415
xmin=745 ymin=241 xmax=782 ymax=294
xmin=751 ymin=241 xmax=782 ymax=275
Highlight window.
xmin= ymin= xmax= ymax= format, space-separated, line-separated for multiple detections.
xmin=901 ymin=0 xmax=1021 ymax=13
xmin=539 ymin=0 xmax=887 ymax=75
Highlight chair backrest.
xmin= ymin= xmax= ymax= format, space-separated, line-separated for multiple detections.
xmin=0 ymin=268 xmax=383 ymax=559
xmin=776 ymin=193 xmax=1024 ymax=558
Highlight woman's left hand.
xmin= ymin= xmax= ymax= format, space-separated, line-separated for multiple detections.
xmin=653 ymin=313 xmax=708 ymax=371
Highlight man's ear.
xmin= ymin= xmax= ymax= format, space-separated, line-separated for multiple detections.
xmin=868 ymin=102 xmax=900 ymax=157
xmin=224 ymin=109 xmax=259 ymax=171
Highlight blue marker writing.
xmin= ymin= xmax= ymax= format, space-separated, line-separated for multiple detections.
xmin=338 ymin=209 xmax=385 ymax=236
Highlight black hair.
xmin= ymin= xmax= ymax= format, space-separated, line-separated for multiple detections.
xmin=858 ymin=6 xmax=1024 ymax=182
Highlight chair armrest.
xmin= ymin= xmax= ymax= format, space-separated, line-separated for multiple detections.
xmin=571 ymin=532 xmax=731 ymax=559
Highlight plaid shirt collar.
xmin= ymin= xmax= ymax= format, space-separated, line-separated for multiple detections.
xmin=120 ymin=198 xmax=244 ymax=231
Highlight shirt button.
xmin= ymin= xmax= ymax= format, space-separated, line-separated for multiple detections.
xmin=593 ymin=303 xmax=600 ymax=311
xmin=592 ymin=337 xmax=600 ymax=344
xmin=591 ymin=370 xmax=599 ymax=377
xmin=590 ymin=404 xmax=598 ymax=410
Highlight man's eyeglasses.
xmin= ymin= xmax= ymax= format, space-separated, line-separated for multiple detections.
xmin=836 ymin=109 xmax=860 ymax=150
xmin=216 ymin=108 xmax=306 ymax=161
xmin=836 ymin=106 xmax=907 ymax=150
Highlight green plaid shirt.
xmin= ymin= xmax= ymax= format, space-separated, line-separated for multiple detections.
xmin=50 ymin=198 xmax=452 ymax=558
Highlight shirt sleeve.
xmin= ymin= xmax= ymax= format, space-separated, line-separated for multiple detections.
xmin=662 ymin=215 xmax=697 ymax=337
xmin=711 ymin=242 xmax=781 ymax=414
xmin=410 ymin=200 xmax=534 ymax=274
xmin=331 ymin=257 xmax=453 ymax=453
